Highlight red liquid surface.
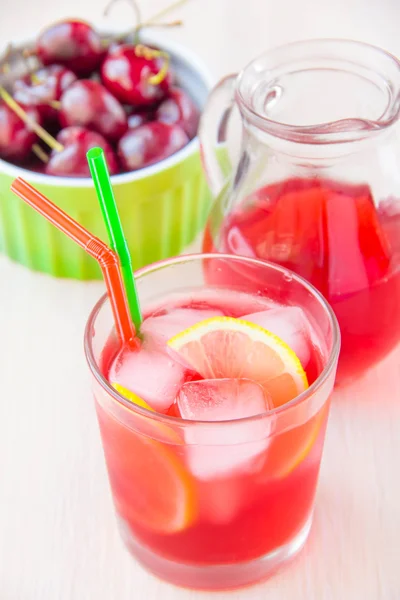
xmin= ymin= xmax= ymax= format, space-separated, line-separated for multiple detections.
xmin=96 ymin=295 xmax=328 ymax=587
xmin=204 ymin=178 xmax=400 ymax=381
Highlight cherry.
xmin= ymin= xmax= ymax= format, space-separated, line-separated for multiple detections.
xmin=46 ymin=126 xmax=119 ymax=177
xmin=156 ymin=87 xmax=199 ymax=139
xmin=13 ymin=65 xmax=77 ymax=122
xmin=118 ymin=121 xmax=188 ymax=170
xmin=36 ymin=20 xmax=105 ymax=77
xmin=29 ymin=162 xmax=48 ymax=174
xmin=101 ymin=44 xmax=171 ymax=107
xmin=0 ymin=102 xmax=40 ymax=162
xmin=127 ymin=111 xmax=149 ymax=129
xmin=59 ymin=80 xmax=128 ymax=143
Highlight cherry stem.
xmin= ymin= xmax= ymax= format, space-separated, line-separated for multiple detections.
xmin=143 ymin=0 xmax=188 ymax=25
xmin=106 ymin=0 xmax=187 ymax=43
xmin=104 ymin=0 xmax=141 ymax=42
xmin=104 ymin=0 xmax=142 ymax=25
xmin=32 ymin=143 xmax=49 ymax=163
xmin=134 ymin=44 xmax=170 ymax=85
xmin=0 ymin=87 xmax=64 ymax=153
xmin=150 ymin=19 xmax=182 ymax=27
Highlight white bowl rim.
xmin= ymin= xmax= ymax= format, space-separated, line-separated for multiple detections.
xmin=0 ymin=28 xmax=214 ymax=188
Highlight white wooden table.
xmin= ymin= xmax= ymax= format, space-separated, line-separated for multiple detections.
xmin=1 ymin=1 xmax=400 ymax=598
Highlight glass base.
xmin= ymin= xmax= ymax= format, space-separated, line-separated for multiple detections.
xmin=118 ymin=515 xmax=313 ymax=591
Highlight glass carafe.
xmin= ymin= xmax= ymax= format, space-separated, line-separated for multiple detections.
xmin=200 ymin=39 xmax=400 ymax=384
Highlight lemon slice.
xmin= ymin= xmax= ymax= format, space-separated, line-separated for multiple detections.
xmin=167 ymin=316 xmax=317 ymax=477
xmin=168 ymin=316 xmax=308 ymax=407
xmin=109 ymin=384 xmax=196 ymax=533
xmin=112 ymin=382 xmax=155 ymax=411
xmin=111 ymin=382 xmax=182 ymax=444
xmin=262 ymin=402 xmax=328 ymax=479
xmin=109 ymin=426 xmax=197 ymax=534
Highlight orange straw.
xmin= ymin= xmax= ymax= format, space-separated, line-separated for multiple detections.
xmin=11 ymin=178 xmax=135 ymax=345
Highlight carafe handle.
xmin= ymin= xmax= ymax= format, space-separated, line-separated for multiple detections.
xmin=199 ymin=73 xmax=238 ymax=196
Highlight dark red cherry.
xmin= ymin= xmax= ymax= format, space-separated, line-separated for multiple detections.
xmin=13 ymin=65 xmax=77 ymax=122
xmin=101 ymin=44 xmax=171 ymax=107
xmin=0 ymin=102 xmax=40 ymax=162
xmin=56 ymin=126 xmax=85 ymax=145
xmin=29 ymin=162 xmax=48 ymax=174
xmin=59 ymin=80 xmax=128 ymax=143
xmin=46 ymin=126 xmax=119 ymax=177
xmin=118 ymin=121 xmax=188 ymax=171
xmin=36 ymin=20 xmax=105 ymax=77
xmin=156 ymin=87 xmax=199 ymax=139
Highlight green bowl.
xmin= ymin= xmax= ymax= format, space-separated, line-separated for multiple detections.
xmin=0 ymin=31 xmax=213 ymax=279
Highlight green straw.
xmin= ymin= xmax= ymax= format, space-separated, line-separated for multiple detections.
xmin=87 ymin=147 xmax=142 ymax=330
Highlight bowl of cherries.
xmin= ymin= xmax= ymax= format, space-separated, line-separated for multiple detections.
xmin=0 ymin=18 xmax=212 ymax=279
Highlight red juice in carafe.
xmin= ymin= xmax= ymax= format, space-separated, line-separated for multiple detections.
xmin=204 ymin=178 xmax=400 ymax=382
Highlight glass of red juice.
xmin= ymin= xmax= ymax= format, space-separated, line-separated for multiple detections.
xmin=200 ymin=39 xmax=400 ymax=383
xmin=84 ymin=254 xmax=340 ymax=590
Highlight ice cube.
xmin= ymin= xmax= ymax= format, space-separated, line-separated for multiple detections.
xmin=141 ymin=307 xmax=223 ymax=348
xmin=178 ymin=378 xmax=273 ymax=421
xmin=109 ymin=343 xmax=187 ymax=412
xmin=243 ymin=307 xmax=311 ymax=367
xmin=178 ymin=378 xmax=274 ymax=480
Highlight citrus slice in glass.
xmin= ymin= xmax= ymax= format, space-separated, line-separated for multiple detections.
xmin=167 ymin=316 xmax=308 ymax=407
xmin=111 ymin=434 xmax=196 ymax=534
xmin=112 ymin=382 xmax=155 ymax=411
xmin=167 ymin=316 xmax=320 ymax=478
xmin=111 ymin=380 xmax=184 ymax=444
xmin=101 ymin=408 xmax=196 ymax=533
xmin=260 ymin=402 xmax=329 ymax=479
xmin=107 ymin=384 xmax=196 ymax=532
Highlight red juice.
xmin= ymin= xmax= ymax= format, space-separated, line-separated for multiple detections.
xmin=204 ymin=178 xmax=400 ymax=381
xmin=94 ymin=287 xmax=331 ymax=589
